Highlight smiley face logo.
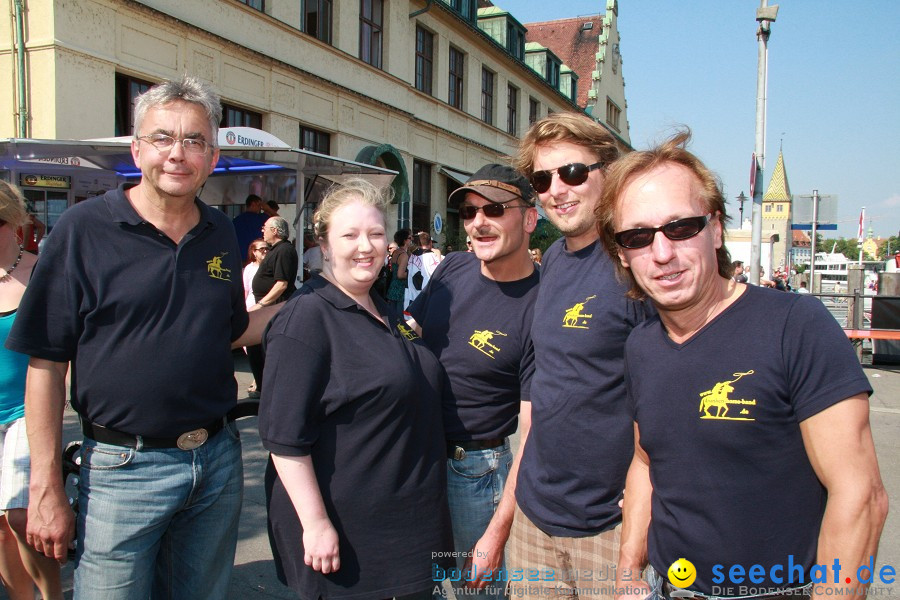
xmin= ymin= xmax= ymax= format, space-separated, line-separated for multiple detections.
xmin=667 ymin=558 xmax=696 ymax=589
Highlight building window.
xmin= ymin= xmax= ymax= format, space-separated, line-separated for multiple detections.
xmin=300 ymin=125 xmax=331 ymax=155
xmin=528 ymin=97 xmax=539 ymax=126
xmin=605 ymin=98 xmax=621 ymax=132
xmin=360 ymin=0 xmax=384 ymax=68
xmin=415 ymin=26 xmax=434 ymax=95
xmin=507 ymin=85 xmax=518 ymax=136
xmin=506 ymin=22 xmax=525 ymax=60
xmin=114 ymin=73 xmax=153 ymax=136
xmin=449 ymin=46 xmax=465 ymax=110
xmin=547 ymin=60 xmax=560 ymax=89
xmin=236 ymin=0 xmax=263 ymax=9
xmin=221 ymin=104 xmax=263 ymax=129
xmin=413 ymin=160 xmax=432 ymax=235
xmin=765 ymin=204 xmax=772 ymax=213
xmin=481 ymin=68 xmax=495 ymax=125
xmin=449 ymin=0 xmax=477 ymax=23
xmin=776 ymin=204 xmax=784 ymax=212
xmin=302 ymin=0 xmax=332 ymax=44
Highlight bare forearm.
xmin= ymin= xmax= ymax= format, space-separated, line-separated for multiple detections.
xmin=812 ymin=481 xmax=887 ymax=598
xmin=232 ymin=303 xmax=281 ymax=348
xmin=802 ymin=397 xmax=888 ymax=598
xmin=271 ymin=454 xmax=331 ymax=526
xmin=25 ymin=359 xmax=68 ymax=487
xmin=483 ymin=404 xmax=530 ymax=542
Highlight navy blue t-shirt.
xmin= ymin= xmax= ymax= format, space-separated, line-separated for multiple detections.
xmin=408 ymin=251 xmax=540 ymax=441
xmin=6 ymin=185 xmax=249 ymax=437
xmin=516 ymin=238 xmax=652 ymax=536
xmin=626 ymin=285 xmax=872 ymax=595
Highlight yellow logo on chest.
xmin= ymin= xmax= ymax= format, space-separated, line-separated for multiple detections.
xmin=468 ymin=329 xmax=507 ymax=359
xmin=206 ymin=253 xmax=232 ymax=281
xmin=699 ymin=371 xmax=757 ymax=421
xmin=397 ymin=323 xmax=419 ymax=340
xmin=563 ymin=295 xmax=596 ymax=329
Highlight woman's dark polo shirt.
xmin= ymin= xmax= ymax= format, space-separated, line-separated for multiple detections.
xmin=6 ymin=185 xmax=249 ymax=437
xmin=259 ymin=276 xmax=452 ymax=599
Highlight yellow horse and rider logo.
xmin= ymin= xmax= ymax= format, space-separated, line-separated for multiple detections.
xmin=469 ymin=329 xmax=507 ymax=359
xmin=563 ymin=295 xmax=596 ymax=329
xmin=397 ymin=324 xmax=419 ymax=340
xmin=698 ymin=370 xmax=757 ymax=421
xmin=206 ymin=253 xmax=232 ymax=281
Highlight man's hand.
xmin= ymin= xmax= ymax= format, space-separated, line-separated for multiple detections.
xmin=26 ymin=482 xmax=75 ymax=564
xmin=302 ymin=517 xmax=340 ymax=574
xmin=463 ymin=530 xmax=505 ymax=589
xmin=614 ymin=580 xmax=652 ymax=600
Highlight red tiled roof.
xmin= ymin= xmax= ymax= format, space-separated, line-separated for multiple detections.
xmin=524 ymin=16 xmax=603 ymax=109
xmin=792 ymin=230 xmax=811 ymax=246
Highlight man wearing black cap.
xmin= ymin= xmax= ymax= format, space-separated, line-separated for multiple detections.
xmin=407 ymin=164 xmax=540 ymax=600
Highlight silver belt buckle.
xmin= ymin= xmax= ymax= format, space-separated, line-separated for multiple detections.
xmin=452 ymin=446 xmax=466 ymax=461
xmin=176 ymin=428 xmax=209 ymax=450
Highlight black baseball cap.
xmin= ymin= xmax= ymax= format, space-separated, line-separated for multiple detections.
xmin=447 ymin=164 xmax=535 ymax=206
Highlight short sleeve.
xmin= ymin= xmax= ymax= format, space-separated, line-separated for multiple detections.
xmin=258 ymin=331 xmax=331 ymax=456
xmin=6 ymin=214 xmax=83 ymax=361
xmin=782 ymin=296 xmax=872 ymax=422
xmin=272 ymin=244 xmax=298 ymax=283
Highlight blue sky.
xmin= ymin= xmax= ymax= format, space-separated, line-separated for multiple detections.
xmin=511 ymin=1 xmax=900 ymax=240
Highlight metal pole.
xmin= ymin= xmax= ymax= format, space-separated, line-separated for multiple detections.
xmin=14 ymin=0 xmax=29 ymax=137
xmin=810 ymin=189 xmax=818 ymax=292
xmin=750 ymin=1 xmax=778 ymax=286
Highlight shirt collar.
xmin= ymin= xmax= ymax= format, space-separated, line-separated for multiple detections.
xmin=107 ymin=183 xmax=217 ymax=229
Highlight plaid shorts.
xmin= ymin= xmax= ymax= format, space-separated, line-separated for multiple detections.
xmin=0 ymin=417 xmax=31 ymax=511
xmin=507 ymin=503 xmax=622 ymax=600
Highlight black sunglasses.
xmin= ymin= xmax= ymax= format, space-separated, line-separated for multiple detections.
xmin=614 ymin=214 xmax=712 ymax=249
xmin=529 ymin=162 xmax=603 ymax=194
xmin=459 ymin=201 xmax=528 ymax=220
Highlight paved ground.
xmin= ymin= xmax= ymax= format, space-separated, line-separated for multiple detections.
xmin=5 ymin=354 xmax=900 ymax=599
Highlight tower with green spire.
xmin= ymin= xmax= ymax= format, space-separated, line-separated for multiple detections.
xmin=762 ymin=150 xmax=792 ymax=271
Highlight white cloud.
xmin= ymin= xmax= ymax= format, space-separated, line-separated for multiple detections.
xmin=881 ymin=194 xmax=900 ymax=207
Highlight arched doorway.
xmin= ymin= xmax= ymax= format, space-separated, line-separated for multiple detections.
xmin=355 ymin=144 xmax=410 ymax=230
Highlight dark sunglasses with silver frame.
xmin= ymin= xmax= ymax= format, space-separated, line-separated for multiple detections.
xmin=459 ymin=201 xmax=530 ymax=220
xmin=614 ymin=214 xmax=713 ymax=249
xmin=528 ymin=161 xmax=604 ymax=194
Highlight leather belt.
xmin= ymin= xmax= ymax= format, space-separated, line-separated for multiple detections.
xmin=82 ymin=418 xmax=226 ymax=450
xmin=662 ymin=582 xmax=810 ymax=600
xmin=446 ymin=438 xmax=505 ymax=461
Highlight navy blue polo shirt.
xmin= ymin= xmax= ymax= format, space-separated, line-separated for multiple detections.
xmin=407 ymin=251 xmax=539 ymax=440
xmin=516 ymin=238 xmax=653 ymax=536
xmin=6 ymin=184 xmax=249 ymax=437
xmin=259 ymin=276 xmax=452 ymax=598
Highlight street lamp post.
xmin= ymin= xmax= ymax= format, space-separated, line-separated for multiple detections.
xmin=737 ymin=191 xmax=747 ymax=224
xmin=750 ymin=1 xmax=778 ymax=286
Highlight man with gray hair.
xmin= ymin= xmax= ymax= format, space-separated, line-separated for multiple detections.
xmin=7 ymin=74 xmax=276 ymax=597
xmin=247 ymin=215 xmax=298 ymax=394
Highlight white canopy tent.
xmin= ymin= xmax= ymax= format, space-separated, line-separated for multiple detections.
xmin=0 ymin=127 xmax=398 ymax=235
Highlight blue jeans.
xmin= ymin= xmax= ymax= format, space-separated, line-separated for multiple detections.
xmin=74 ymin=422 xmax=243 ymax=599
xmin=444 ymin=440 xmax=512 ymax=600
